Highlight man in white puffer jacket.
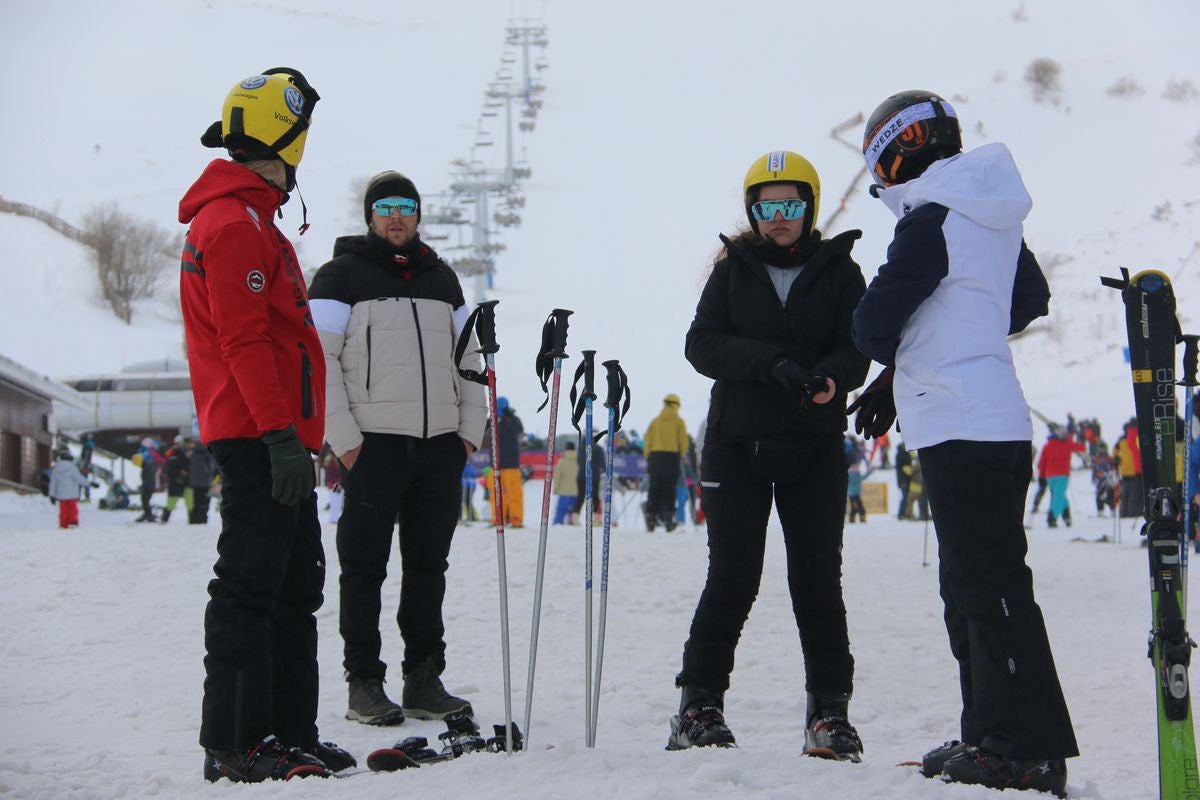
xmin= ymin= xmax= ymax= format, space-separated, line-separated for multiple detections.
xmin=308 ymin=171 xmax=486 ymax=727
xmin=850 ymin=91 xmax=1076 ymax=796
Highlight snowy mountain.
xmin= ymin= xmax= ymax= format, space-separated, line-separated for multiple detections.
xmin=1 ymin=3 xmax=1198 ymax=797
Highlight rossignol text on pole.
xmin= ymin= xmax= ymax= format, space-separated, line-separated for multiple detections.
xmin=524 ymin=308 xmax=572 ymax=745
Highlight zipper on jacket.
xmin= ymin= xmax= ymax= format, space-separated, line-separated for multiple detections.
xmin=409 ymin=299 xmax=430 ymax=438
xmin=365 ymin=325 xmax=373 ymax=392
xmin=298 ymin=342 xmax=314 ymax=420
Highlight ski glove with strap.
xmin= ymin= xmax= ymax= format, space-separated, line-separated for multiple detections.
xmin=846 ymin=366 xmax=896 ymax=439
xmin=769 ymin=358 xmax=828 ymax=408
xmin=262 ymin=425 xmax=314 ymax=506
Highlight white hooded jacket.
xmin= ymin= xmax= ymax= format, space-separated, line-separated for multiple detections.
xmin=852 ymin=143 xmax=1050 ymax=450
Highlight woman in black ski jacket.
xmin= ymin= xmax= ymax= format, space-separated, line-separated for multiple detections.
xmin=668 ymin=150 xmax=869 ymax=761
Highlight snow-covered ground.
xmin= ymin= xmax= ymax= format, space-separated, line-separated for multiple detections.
xmin=0 ymin=470 xmax=1162 ymax=798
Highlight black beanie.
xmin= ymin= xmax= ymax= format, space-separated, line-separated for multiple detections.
xmin=364 ymin=170 xmax=421 ymax=225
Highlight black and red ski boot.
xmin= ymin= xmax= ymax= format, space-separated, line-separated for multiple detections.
xmin=940 ymin=746 xmax=1067 ymax=797
xmin=802 ymin=692 xmax=863 ymax=762
xmin=203 ymin=735 xmax=332 ymax=782
xmin=666 ymin=687 xmax=736 ymax=750
xmin=303 ymin=740 xmax=356 ymax=772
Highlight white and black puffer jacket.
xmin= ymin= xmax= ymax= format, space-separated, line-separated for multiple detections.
xmin=308 ymin=234 xmax=487 ymax=457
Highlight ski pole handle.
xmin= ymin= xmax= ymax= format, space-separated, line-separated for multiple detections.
xmin=570 ymin=350 xmax=597 ymax=432
xmin=1183 ymin=334 xmax=1199 ymax=387
xmin=536 ymin=309 xmax=573 ymax=412
xmin=546 ymin=309 xmax=572 ymax=359
xmin=601 ymin=359 xmax=631 ymax=434
xmin=603 ymin=360 xmax=622 ymax=409
xmin=475 ymin=300 xmax=500 ymax=355
xmin=580 ymin=350 xmax=596 ymax=399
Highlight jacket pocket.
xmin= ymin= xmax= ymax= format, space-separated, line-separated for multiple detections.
xmin=298 ymin=342 xmax=314 ymax=420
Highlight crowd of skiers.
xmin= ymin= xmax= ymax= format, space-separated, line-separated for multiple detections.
xmin=128 ymin=435 xmax=217 ymax=524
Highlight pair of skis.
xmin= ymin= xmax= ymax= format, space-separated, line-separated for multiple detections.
xmin=1103 ymin=268 xmax=1200 ymax=799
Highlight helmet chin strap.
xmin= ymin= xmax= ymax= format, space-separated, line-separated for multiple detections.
xmin=295 ymin=179 xmax=310 ymax=235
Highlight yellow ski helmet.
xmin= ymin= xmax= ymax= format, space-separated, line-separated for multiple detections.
xmin=201 ymin=68 xmax=320 ymax=169
xmin=742 ymin=150 xmax=821 ymax=236
xmin=663 ymin=394 xmax=681 ymax=406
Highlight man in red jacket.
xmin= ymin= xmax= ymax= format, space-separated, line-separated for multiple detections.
xmin=180 ymin=68 xmax=351 ymax=782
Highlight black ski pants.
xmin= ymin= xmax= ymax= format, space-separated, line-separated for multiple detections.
xmin=919 ymin=439 xmax=1079 ymax=761
xmin=337 ymin=432 xmax=466 ymax=680
xmin=646 ymin=451 xmax=681 ymax=523
xmin=200 ymin=439 xmax=324 ymax=751
xmin=678 ymin=435 xmax=854 ymax=697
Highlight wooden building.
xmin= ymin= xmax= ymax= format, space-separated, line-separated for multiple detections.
xmin=0 ymin=354 xmax=92 ymax=492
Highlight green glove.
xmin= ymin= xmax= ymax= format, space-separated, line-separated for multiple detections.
xmin=261 ymin=425 xmax=314 ymax=506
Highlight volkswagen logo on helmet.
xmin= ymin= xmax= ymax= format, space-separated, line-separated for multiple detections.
xmin=284 ymin=86 xmax=305 ymax=117
xmin=240 ymin=75 xmax=268 ymax=90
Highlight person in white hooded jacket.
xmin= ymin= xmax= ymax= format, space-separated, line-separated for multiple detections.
xmin=849 ymin=91 xmax=1076 ymax=796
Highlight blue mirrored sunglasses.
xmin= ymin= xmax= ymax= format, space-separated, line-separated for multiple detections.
xmin=751 ymin=198 xmax=807 ymax=222
xmin=372 ymin=198 xmax=419 ymax=217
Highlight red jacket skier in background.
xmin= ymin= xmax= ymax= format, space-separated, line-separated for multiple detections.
xmin=1037 ymin=430 xmax=1085 ymax=479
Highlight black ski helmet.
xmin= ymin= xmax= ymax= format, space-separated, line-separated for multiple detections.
xmin=862 ymin=90 xmax=962 ymax=185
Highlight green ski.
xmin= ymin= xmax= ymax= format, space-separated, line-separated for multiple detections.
xmin=1103 ymin=268 xmax=1199 ymax=799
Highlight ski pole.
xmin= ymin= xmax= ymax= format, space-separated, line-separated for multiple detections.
xmin=474 ymin=300 xmax=514 ymax=755
xmin=570 ymin=350 xmax=597 ymax=745
xmin=589 ymin=359 xmax=630 ymax=747
xmin=1181 ymin=333 xmax=1198 ymax=609
xmin=524 ymin=308 xmax=572 ymax=745
xmin=922 ymin=515 xmax=930 ymax=568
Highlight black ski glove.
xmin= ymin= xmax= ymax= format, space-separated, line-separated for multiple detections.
xmin=846 ymin=366 xmax=896 ymax=439
xmin=262 ymin=425 xmax=314 ymax=506
xmin=769 ymin=358 xmax=828 ymax=408
xmin=49 ymin=497 xmax=57 ymax=505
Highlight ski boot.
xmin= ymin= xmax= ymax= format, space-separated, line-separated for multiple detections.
xmin=940 ymin=746 xmax=1067 ymax=797
xmin=802 ymin=692 xmax=863 ymax=762
xmin=303 ymin=741 xmax=356 ymax=772
xmin=666 ymin=686 xmax=736 ymax=750
xmin=203 ymin=735 xmax=331 ymax=782
xmin=919 ymin=739 xmax=971 ymax=778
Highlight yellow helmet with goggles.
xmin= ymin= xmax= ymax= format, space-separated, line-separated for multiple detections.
xmin=742 ymin=150 xmax=821 ymax=236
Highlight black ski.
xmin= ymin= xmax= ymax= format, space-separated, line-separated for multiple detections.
xmin=1102 ymin=267 xmax=1198 ymax=799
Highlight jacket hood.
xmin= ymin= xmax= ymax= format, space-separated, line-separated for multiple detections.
xmin=178 ymin=159 xmax=285 ymax=224
xmin=876 ymin=143 xmax=1031 ymax=230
